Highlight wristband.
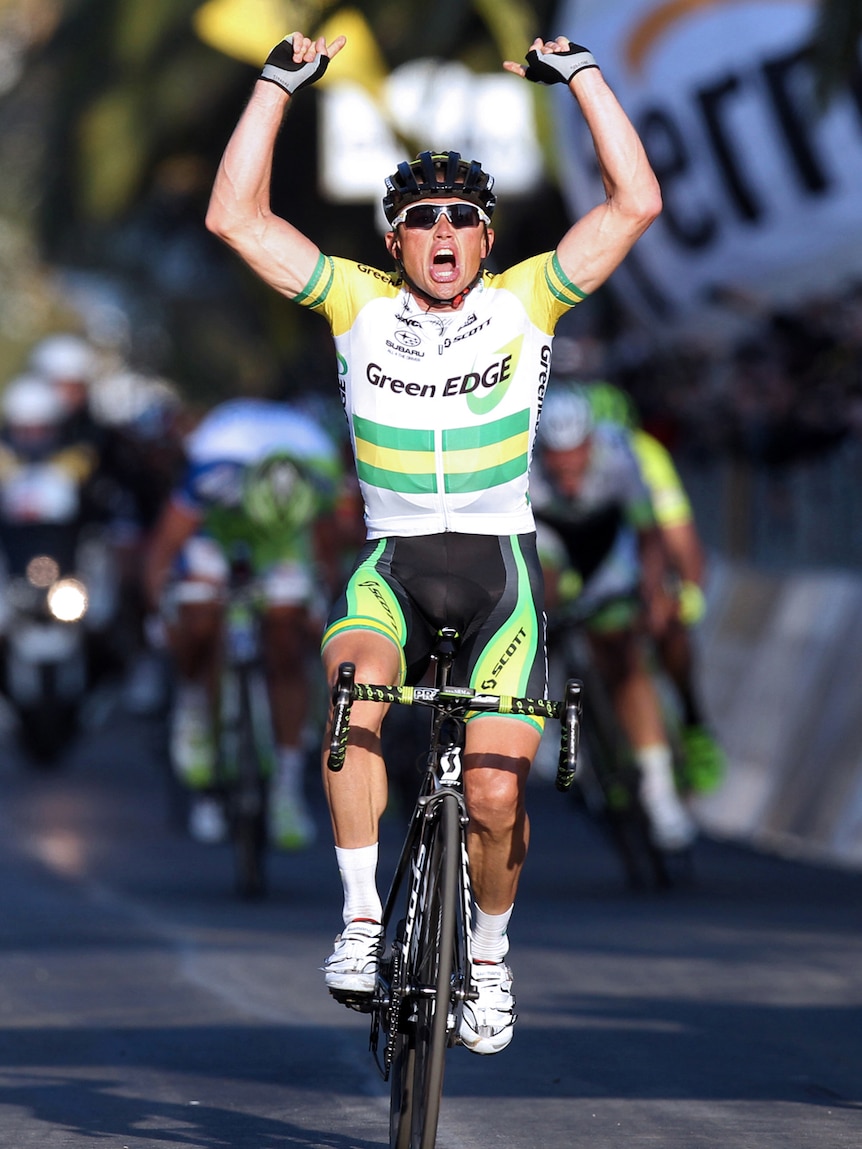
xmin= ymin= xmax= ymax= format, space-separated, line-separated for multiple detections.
xmin=558 ymin=568 xmax=584 ymax=604
xmin=678 ymin=580 xmax=706 ymax=627
xmin=260 ymin=35 xmax=330 ymax=95
xmin=523 ymin=40 xmax=598 ymax=86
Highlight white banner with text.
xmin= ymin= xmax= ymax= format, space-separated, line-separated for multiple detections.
xmin=554 ymin=0 xmax=862 ymax=338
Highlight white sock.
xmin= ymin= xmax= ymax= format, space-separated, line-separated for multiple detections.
xmin=275 ymin=746 xmax=304 ymax=795
xmin=635 ymin=743 xmax=676 ymax=796
xmin=335 ymin=843 xmax=382 ymax=925
xmin=472 ymin=904 xmax=513 ymax=963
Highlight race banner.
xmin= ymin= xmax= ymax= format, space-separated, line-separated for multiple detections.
xmin=554 ymin=0 xmax=862 ymax=335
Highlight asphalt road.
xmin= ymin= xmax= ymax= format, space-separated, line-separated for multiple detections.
xmin=0 ymin=696 xmax=860 ymax=1149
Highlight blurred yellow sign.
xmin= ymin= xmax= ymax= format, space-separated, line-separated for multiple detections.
xmin=193 ymin=0 xmax=387 ymax=93
xmin=193 ymin=0 xmax=297 ymax=65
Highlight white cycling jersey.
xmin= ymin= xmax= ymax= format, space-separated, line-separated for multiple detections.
xmin=532 ymin=421 xmax=656 ymax=607
xmin=296 ymin=252 xmax=585 ymax=538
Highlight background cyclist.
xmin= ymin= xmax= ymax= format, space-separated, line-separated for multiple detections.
xmin=533 ymin=385 xmax=697 ymax=851
xmin=205 ymin=30 xmax=662 ymax=1055
xmin=144 ymin=396 xmax=342 ymax=847
xmin=584 ymin=379 xmax=725 ymax=794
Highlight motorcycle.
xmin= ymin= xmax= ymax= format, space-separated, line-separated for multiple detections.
xmin=0 ymin=460 xmax=117 ymax=763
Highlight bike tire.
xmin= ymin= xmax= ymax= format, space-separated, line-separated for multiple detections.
xmin=231 ymin=667 xmax=268 ymax=900
xmin=579 ymin=673 xmax=671 ymax=892
xmin=389 ymin=791 xmax=460 ymax=1149
xmin=19 ymin=702 xmax=77 ymax=765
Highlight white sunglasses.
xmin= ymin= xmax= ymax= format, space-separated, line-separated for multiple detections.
xmin=390 ymin=202 xmax=492 ymax=230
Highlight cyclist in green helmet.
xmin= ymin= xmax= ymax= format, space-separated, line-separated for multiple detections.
xmin=145 ymin=397 xmax=344 ymax=848
xmin=580 ymin=378 xmax=726 ymax=794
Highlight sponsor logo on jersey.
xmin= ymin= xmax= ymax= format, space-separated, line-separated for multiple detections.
xmin=366 ymin=350 xmax=516 ymax=400
xmin=194 ymin=462 xmax=244 ymax=507
xmin=357 ymin=264 xmax=398 ymax=285
xmin=385 ymin=328 xmax=426 ymax=360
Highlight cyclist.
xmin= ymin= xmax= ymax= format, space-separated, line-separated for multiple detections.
xmin=206 ymin=30 xmax=661 ymax=1054
xmin=143 ymin=397 xmax=342 ymax=848
xmin=532 ymin=385 xmax=698 ymax=851
xmin=585 ymin=379 xmax=726 ymax=793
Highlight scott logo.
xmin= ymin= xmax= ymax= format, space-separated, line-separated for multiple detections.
xmin=439 ymin=747 xmax=462 ymax=784
xmin=480 ymin=626 xmax=527 ymax=690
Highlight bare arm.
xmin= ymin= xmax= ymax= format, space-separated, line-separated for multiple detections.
xmin=205 ymin=33 xmax=346 ymax=299
xmin=638 ymin=522 xmax=678 ymax=638
xmin=662 ymin=520 xmax=706 ymax=588
xmin=143 ymin=499 xmax=201 ymax=611
xmin=504 ymin=37 xmax=661 ymax=296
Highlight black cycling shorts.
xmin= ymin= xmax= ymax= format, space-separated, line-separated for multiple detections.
xmin=322 ymin=532 xmax=548 ymax=729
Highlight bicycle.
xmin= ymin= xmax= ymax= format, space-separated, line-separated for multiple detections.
xmin=545 ymin=603 xmax=690 ymax=891
xmin=326 ymin=626 xmax=581 ymax=1149
xmin=213 ymin=552 xmax=275 ymax=899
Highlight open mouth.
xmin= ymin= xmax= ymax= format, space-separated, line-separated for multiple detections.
xmin=431 ymin=248 xmax=458 ymax=282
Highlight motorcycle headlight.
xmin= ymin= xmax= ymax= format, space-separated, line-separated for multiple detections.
xmin=47 ymin=578 xmax=88 ymax=622
xmin=26 ymin=555 xmax=60 ymax=588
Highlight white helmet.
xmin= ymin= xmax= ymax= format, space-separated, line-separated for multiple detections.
xmin=538 ymin=387 xmax=595 ymax=450
xmin=2 ymin=373 xmax=66 ymax=425
xmin=29 ymin=333 xmax=97 ymax=383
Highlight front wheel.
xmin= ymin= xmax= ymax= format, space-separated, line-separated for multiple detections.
xmin=18 ymin=699 xmax=78 ymax=765
xmin=389 ymin=792 xmax=460 ymax=1149
xmin=579 ymin=712 xmax=673 ymax=891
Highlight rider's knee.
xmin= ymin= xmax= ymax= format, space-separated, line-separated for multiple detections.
xmin=172 ymin=591 xmax=222 ymax=644
xmin=322 ymin=631 xmax=401 ymax=687
xmin=464 ymin=764 xmax=524 ymax=833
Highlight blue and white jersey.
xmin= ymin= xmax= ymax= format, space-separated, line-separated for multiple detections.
xmin=177 ymin=398 xmax=338 ymax=516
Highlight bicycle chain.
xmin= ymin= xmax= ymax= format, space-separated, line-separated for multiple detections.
xmin=384 ymin=943 xmax=404 ymax=1072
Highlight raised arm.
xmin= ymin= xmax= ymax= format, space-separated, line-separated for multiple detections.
xmin=505 ymin=37 xmax=661 ymax=296
xmin=205 ymin=33 xmax=346 ymax=299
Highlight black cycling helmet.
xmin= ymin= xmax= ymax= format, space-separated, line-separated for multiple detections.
xmin=382 ymin=150 xmax=496 ymax=224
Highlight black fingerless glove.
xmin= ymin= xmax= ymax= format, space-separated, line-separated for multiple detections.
xmin=523 ymin=40 xmax=598 ymax=85
xmin=260 ymin=35 xmax=330 ymax=95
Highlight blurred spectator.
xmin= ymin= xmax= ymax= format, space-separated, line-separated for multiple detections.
xmin=602 ymin=281 xmax=862 ymax=471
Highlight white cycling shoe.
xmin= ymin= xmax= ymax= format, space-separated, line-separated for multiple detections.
xmin=269 ymin=786 xmax=317 ymax=851
xmin=640 ymin=775 xmax=698 ymax=852
xmin=170 ymin=701 xmax=216 ymax=789
xmin=322 ymin=919 xmax=383 ymax=994
xmin=459 ymin=961 xmax=517 ymax=1055
xmin=188 ymin=792 xmax=228 ymax=845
